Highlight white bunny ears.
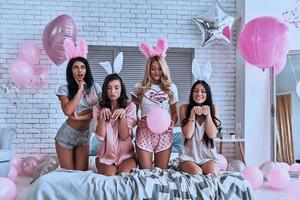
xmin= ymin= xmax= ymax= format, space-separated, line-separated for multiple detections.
xmin=99 ymin=52 xmax=123 ymax=74
xmin=192 ymin=58 xmax=212 ymax=81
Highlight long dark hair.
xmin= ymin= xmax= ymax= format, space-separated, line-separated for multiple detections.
xmin=66 ymin=57 xmax=94 ymax=99
xmin=182 ymin=80 xmax=221 ymax=148
xmin=99 ymin=73 xmax=128 ymax=110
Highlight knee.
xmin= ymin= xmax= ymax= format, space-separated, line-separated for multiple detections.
xmin=204 ymin=166 xmax=219 ymax=176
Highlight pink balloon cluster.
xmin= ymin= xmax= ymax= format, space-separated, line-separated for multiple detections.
xmin=9 ymin=42 xmax=48 ymax=92
xmin=238 ymin=16 xmax=289 ymax=73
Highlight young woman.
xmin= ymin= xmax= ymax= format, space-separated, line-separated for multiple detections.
xmin=95 ymin=74 xmax=137 ymax=176
xmin=55 ymin=56 xmax=101 ymax=170
xmin=132 ymin=37 xmax=179 ymax=169
xmin=178 ymin=80 xmax=221 ymax=175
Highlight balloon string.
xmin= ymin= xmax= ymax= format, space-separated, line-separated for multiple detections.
xmin=288 ymin=55 xmax=298 ymax=84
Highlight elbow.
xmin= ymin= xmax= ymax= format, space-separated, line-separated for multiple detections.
xmin=63 ymin=110 xmax=73 ymax=117
xmin=207 ymin=131 xmax=217 ymax=139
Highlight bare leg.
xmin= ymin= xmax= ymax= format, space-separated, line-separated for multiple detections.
xmin=95 ymin=157 xmax=117 ymax=176
xmin=136 ymin=146 xmax=153 ymax=169
xmin=201 ymin=160 xmax=219 ymax=175
xmin=154 ymin=147 xmax=172 ymax=169
xmin=117 ymin=158 xmax=137 ymax=174
xmin=178 ymin=161 xmax=202 ymax=175
xmin=74 ymin=145 xmax=89 ymax=171
xmin=55 ymin=141 xmax=74 ymax=170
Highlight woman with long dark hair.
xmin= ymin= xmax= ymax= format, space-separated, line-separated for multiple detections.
xmin=178 ymin=80 xmax=221 ymax=175
xmin=95 ymin=74 xmax=137 ymax=176
xmin=55 ymin=56 xmax=101 ymax=170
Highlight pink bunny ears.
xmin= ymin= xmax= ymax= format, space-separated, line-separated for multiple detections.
xmin=63 ymin=38 xmax=88 ymax=60
xmin=139 ymin=36 xmax=168 ymax=59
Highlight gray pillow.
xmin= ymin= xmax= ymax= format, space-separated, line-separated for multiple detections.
xmin=89 ymin=133 xmax=102 ymax=156
xmin=172 ymin=131 xmax=184 ymax=153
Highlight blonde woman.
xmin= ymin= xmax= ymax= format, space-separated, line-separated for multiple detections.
xmin=131 ymin=37 xmax=178 ymax=169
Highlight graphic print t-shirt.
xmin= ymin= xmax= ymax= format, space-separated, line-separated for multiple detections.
xmin=132 ymin=83 xmax=179 ymax=117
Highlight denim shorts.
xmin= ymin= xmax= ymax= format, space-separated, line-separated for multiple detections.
xmin=55 ymin=122 xmax=91 ymax=149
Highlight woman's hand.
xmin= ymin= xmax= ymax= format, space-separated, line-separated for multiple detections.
xmin=137 ymin=117 xmax=148 ymax=128
xmin=192 ymin=106 xmax=202 ymax=116
xmin=201 ymin=105 xmax=210 ymax=116
xmin=165 ymin=121 xmax=175 ymax=134
xmin=111 ymin=108 xmax=127 ymax=120
xmin=76 ymin=79 xmax=86 ymax=91
xmin=99 ymin=108 xmax=112 ymax=120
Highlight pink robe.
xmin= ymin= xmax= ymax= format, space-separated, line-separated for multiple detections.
xmin=97 ymin=102 xmax=137 ymax=166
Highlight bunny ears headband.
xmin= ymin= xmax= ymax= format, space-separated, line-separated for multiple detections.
xmin=99 ymin=52 xmax=123 ymax=75
xmin=139 ymin=36 xmax=168 ymax=59
xmin=63 ymin=38 xmax=88 ymax=60
xmin=192 ymin=58 xmax=212 ymax=81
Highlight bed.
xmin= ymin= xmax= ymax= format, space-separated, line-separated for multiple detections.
xmin=18 ymin=165 xmax=255 ymax=200
xmin=18 ymin=128 xmax=255 ymax=200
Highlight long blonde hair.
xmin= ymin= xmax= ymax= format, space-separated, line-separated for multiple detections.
xmin=136 ymin=56 xmax=173 ymax=104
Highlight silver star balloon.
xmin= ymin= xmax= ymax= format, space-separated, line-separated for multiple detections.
xmin=193 ymin=1 xmax=235 ymax=47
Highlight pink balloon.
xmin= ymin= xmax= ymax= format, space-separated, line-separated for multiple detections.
xmin=147 ymin=108 xmax=171 ymax=134
xmin=30 ymin=65 xmax=49 ymax=92
xmin=274 ymin=56 xmax=287 ymax=75
xmin=285 ymin=179 xmax=300 ymax=200
xmin=18 ymin=42 xmax=40 ymax=65
xmin=20 ymin=156 xmax=39 ymax=177
xmin=10 ymin=154 xmax=22 ymax=174
xmin=289 ymin=163 xmax=300 ymax=172
xmin=0 ymin=177 xmax=17 ymax=200
xmin=277 ymin=162 xmax=290 ymax=171
xmin=43 ymin=14 xmax=77 ymax=65
xmin=10 ymin=60 xmax=34 ymax=88
xmin=8 ymin=166 xmax=18 ymax=182
xmin=296 ymin=81 xmax=300 ymax=98
xmin=241 ymin=167 xmax=263 ymax=189
xmin=217 ymin=154 xmax=228 ymax=170
xmin=238 ymin=16 xmax=288 ymax=70
xmin=267 ymin=168 xmax=290 ymax=189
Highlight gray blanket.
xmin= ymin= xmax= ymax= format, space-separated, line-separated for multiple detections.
xmin=18 ymin=168 xmax=255 ymax=200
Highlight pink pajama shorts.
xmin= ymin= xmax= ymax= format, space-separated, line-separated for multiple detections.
xmin=135 ymin=127 xmax=172 ymax=153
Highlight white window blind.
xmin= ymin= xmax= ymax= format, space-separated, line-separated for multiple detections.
xmin=87 ymin=46 xmax=194 ymax=103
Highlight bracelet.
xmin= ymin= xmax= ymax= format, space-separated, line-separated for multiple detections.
xmin=188 ymin=118 xmax=195 ymax=123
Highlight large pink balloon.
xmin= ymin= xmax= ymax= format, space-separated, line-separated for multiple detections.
xmin=147 ymin=108 xmax=171 ymax=134
xmin=267 ymin=168 xmax=290 ymax=189
xmin=238 ymin=16 xmax=288 ymax=70
xmin=0 ymin=177 xmax=17 ymax=200
xmin=241 ymin=167 xmax=263 ymax=189
xmin=18 ymin=42 xmax=41 ymax=65
xmin=274 ymin=56 xmax=287 ymax=75
xmin=10 ymin=60 xmax=34 ymax=88
xmin=43 ymin=14 xmax=77 ymax=65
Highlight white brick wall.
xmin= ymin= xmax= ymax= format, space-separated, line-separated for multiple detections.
xmin=0 ymin=0 xmax=238 ymax=161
